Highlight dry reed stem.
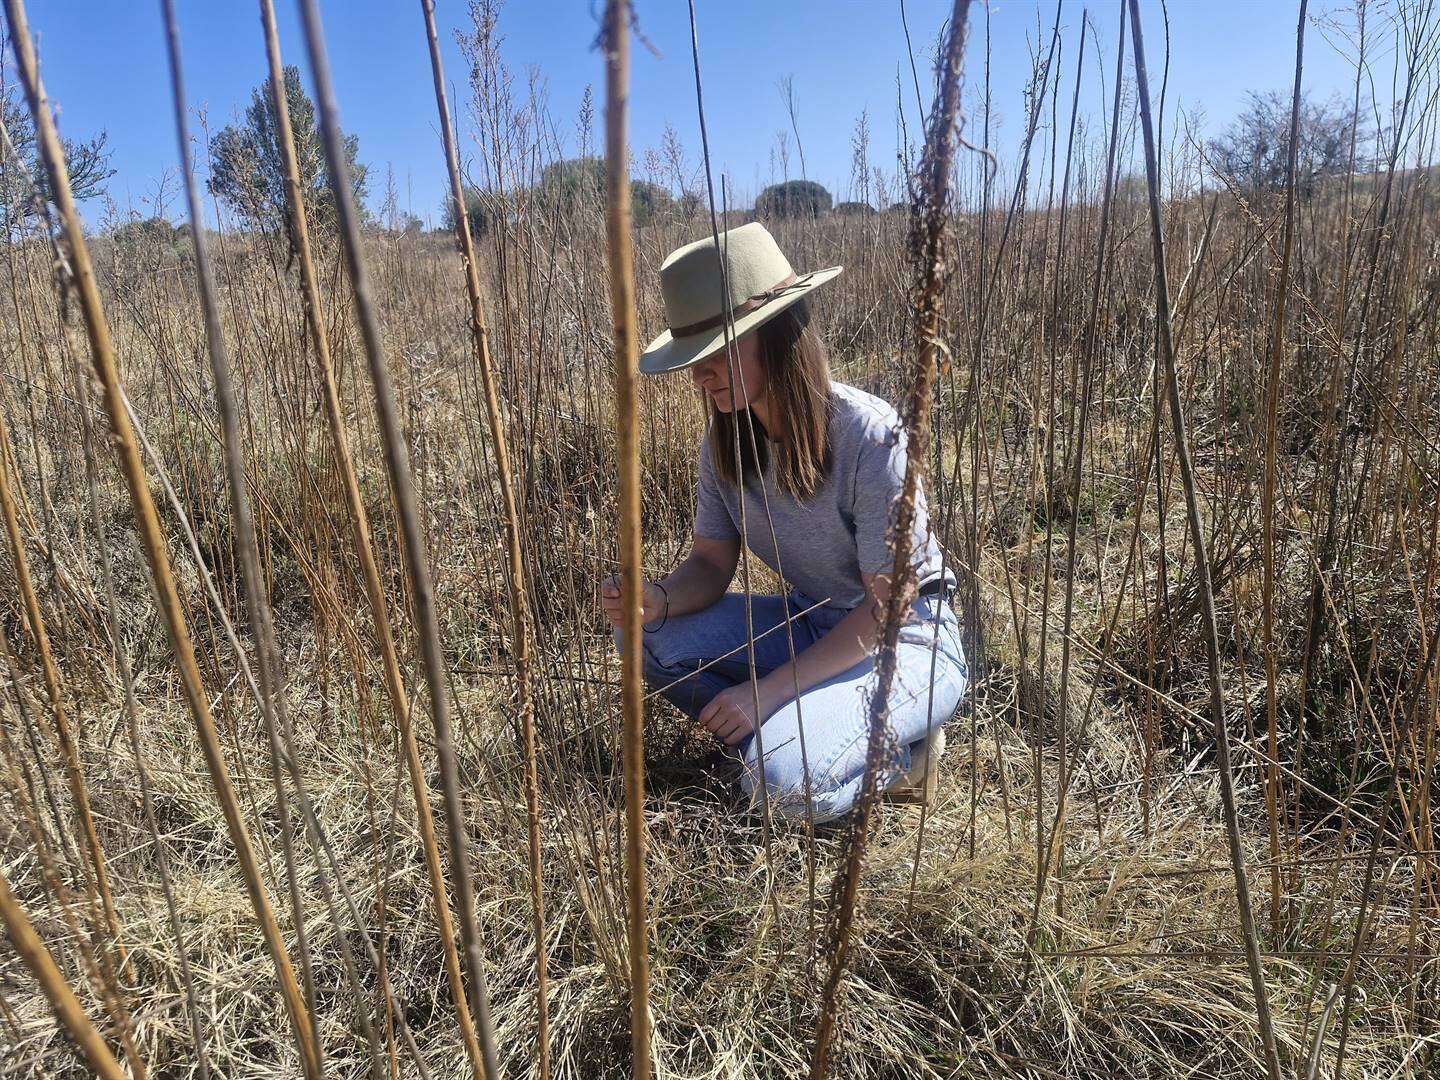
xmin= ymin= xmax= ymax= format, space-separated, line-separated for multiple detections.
xmin=2 ymin=3 xmax=324 ymax=1075
xmin=0 ymin=404 xmax=122 ymax=956
xmin=254 ymin=3 xmax=488 ymax=1074
xmin=601 ymin=3 xmax=653 ymax=1077
xmin=0 ymin=871 xmax=129 ymax=1080
xmin=157 ymin=5 xmax=333 ymax=1067
xmin=809 ymin=3 xmax=972 ymax=1077
xmin=419 ymin=4 xmax=551 ymax=1075
xmin=1261 ymin=0 xmax=1308 ymax=942
xmin=1126 ymin=1 xmax=1281 ymax=1075
xmin=294 ymin=2 xmax=502 ymax=1076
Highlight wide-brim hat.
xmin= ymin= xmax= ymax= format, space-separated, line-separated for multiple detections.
xmin=639 ymin=221 xmax=842 ymax=375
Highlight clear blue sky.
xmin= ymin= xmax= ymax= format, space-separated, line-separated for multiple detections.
xmin=10 ymin=1 xmax=1372 ymax=228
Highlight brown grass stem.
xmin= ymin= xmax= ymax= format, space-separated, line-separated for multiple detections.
xmin=1 ymin=4 xmax=324 ymax=1074
xmin=601 ymin=3 xmax=653 ymax=1075
xmin=293 ymin=1 xmax=502 ymax=1075
xmin=1126 ymin=1 xmax=1282 ymax=1074
xmin=809 ymin=4 xmax=972 ymax=1077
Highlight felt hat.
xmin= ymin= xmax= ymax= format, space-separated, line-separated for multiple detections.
xmin=638 ymin=221 xmax=842 ymax=375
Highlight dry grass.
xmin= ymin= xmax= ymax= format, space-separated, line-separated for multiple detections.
xmin=2 ymin=0 xmax=1439 ymax=1076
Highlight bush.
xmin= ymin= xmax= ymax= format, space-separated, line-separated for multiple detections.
xmin=754 ymin=179 xmax=833 ymax=219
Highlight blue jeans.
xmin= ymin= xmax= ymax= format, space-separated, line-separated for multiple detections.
xmin=615 ymin=589 xmax=968 ymax=824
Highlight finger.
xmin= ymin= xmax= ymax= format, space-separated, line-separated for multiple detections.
xmin=703 ymin=704 xmax=735 ymax=735
xmin=697 ymin=698 xmax=718 ymax=730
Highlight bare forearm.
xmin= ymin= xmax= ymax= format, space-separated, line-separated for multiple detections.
xmin=756 ymin=600 xmax=879 ymax=707
xmin=657 ymin=550 xmax=732 ymax=617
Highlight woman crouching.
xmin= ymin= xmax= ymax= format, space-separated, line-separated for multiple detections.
xmin=600 ymin=222 xmax=967 ymax=824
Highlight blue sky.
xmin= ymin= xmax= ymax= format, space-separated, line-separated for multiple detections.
xmin=9 ymin=1 xmax=1371 ymax=228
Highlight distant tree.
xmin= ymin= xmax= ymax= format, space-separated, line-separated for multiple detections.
xmin=1209 ymin=90 xmax=1361 ymax=195
xmin=207 ymin=65 xmax=368 ymax=233
xmin=106 ymin=214 xmax=191 ymax=270
xmin=534 ymin=156 xmax=676 ymax=227
xmin=441 ymin=185 xmax=507 ymax=239
xmin=755 ymin=179 xmax=832 ymax=219
xmin=109 ymin=215 xmax=182 ymax=247
xmin=0 ymin=88 xmax=113 ymax=229
xmin=630 ymin=180 xmax=677 ymax=227
xmin=834 ymin=200 xmax=876 ymax=216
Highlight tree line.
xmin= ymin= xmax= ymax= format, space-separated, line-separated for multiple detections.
xmin=0 ymin=65 xmax=1379 ymax=243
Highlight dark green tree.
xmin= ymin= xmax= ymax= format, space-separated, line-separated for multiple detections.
xmin=441 ymin=185 xmax=507 ymax=239
xmin=535 ymin=157 xmax=676 ymax=227
xmin=834 ymin=200 xmax=875 ymax=216
xmin=207 ymin=65 xmax=368 ymax=232
xmin=1 ymin=88 xmax=113 ymax=230
xmin=754 ymin=179 xmax=832 ymax=219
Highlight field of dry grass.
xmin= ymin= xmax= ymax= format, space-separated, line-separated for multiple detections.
xmin=2 ymin=0 xmax=1439 ymax=1076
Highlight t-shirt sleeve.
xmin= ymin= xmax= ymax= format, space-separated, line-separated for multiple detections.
xmin=852 ymin=416 xmax=923 ymax=576
xmin=694 ymin=432 xmax=739 ymax=540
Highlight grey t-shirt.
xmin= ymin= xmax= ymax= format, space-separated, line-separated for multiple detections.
xmin=694 ymin=381 xmax=954 ymax=612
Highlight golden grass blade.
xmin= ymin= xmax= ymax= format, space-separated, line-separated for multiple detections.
xmin=809 ymin=4 xmax=972 ymax=1077
xmin=0 ymin=870 xmax=130 ymax=1080
xmin=1 ymin=2 xmax=324 ymax=1074
xmin=600 ymin=3 xmax=653 ymax=1076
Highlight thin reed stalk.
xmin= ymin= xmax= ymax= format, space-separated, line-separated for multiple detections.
xmin=418 ymin=5 xmax=551 ymax=1074
xmin=809 ymin=4 xmax=971 ymax=1076
xmin=1 ymin=4 xmax=323 ymax=1075
xmin=1126 ymin=1 xmax=1281 ymax=1075
xmin=1261 ymin=0 xmax=1308 ymax=941
xmin=254 ymin=3 xmax=488 ymax=1073
xmin=293 ymin=2 xmax=502 ymax=1076
xmin=0 ymin=871 xmax=129 ymax=1080
xmin=600 ymin=2 xmax=652 ymax=1075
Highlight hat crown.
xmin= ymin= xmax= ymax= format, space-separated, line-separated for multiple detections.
xmin=659 ymin=222 xmax=794 ymax=336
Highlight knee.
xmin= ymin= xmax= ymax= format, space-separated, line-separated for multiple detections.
xmin=738 ymin=743 xmax=841 ymax=823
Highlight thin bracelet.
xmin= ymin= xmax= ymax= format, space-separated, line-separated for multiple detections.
xmin=643 ymin=581 xmax=669 ymax=634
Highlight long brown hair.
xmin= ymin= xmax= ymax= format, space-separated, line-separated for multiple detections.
xmin=708 ymin=296 xmax=832 ymax=500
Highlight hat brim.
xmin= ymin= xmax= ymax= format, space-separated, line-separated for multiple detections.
xmin=638 ymin=264 xmax=843 ymax=375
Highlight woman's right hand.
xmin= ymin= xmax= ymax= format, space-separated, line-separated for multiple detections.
xmin=599 ymin=574 xmax=666 ymax=629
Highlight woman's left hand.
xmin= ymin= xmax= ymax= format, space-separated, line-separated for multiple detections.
xmin=698 ymin=683 xmax=772 ymax=746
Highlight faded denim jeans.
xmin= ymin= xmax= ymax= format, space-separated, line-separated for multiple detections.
xmin=614 ymin=588 xmax=968 ymax=824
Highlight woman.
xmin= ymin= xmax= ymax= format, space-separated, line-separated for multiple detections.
xmin=600 ymin=222 xmax=967 ymax=824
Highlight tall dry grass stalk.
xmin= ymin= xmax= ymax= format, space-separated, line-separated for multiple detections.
xmin=294 ymin=1 xmax=502 ymax=1075
xmin=602 ymin=2 xmax=653 ymax=1075
xmin=810 ymin=3 xmax=972 ymax=1077
xmin=0 ymin=871 xmax=128 ymax=1080
xmin=1127 ymin=0 xmax=1280 ymax=1073
xmin=419 ymin=3 xmax=551 ymax=1074
xmin=3 ymin=2 xmax=323 ymax=1074
xmin=256 ymin=1 xmax=488 ymax=1074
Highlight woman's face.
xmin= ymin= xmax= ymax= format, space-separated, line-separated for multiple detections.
xmin=689 ymin=329 xmax=767 ymax=413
